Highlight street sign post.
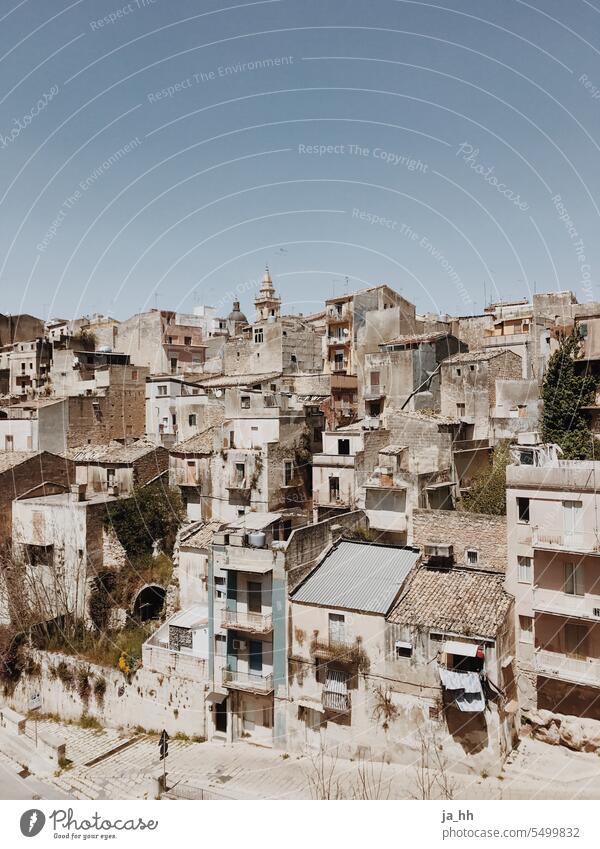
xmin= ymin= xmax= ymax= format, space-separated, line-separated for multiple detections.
xmin=29 ymin=692 xmax=41 ymax=747
xmin=159 ymin=729 xmax=169 ymax=792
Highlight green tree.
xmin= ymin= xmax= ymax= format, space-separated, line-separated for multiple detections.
xmin=460 ymin=442 xmax=510 ymax=516
xmin=105 ymin=483 xmax=184 ymax=558
xmin=541 ymin=331 xmax=598 ymax=460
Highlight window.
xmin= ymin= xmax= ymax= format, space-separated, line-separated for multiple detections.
xmin=370 ymin=371 xmax=380 ymax=388
xmin=284 ymin=460 xmax=294 ymax=485
xmin=517 ymin=497 xmax=530 ymax=523
xmin=247 ymin=581 xmax=262 ymax=614
xmin=214 ymin=576 xmax=226 ymax=600
xmin=188 ymin=414 xmax=197 ymax=427
xmin=564 ymin=623 xmax=588 ymax=658
xmin=157 ymin=385 xmax=167 ymax=396
xmin=215 ymin=634 xmax=226 ymax=656
xmin=469 ymin=364 xmax=475 ymax=372
xmin=184 ymin=336 xmax=192 ymax=346
xmin=170 ymin=357 xmax=178 ymax=373
xmin=131 ymin=370 xmax=138 ymax=380
xmin=5 ymin=435 xmax=13 ymax=450
xmin=518 ymin=555 xmax=532 ymax=583
xmin=519 ymin=615 xmax=533 ymax=644
xmin=106 ymin=468 xmax=116 ymax=487
xmin=254 ymin=328 xmax=263 ymax=344
xmin=167 ymin=336 xmax=173 ymax=344
xmin=229 ymin=430 xmax=235 ymax=448
xmin=456 ymin=368 xmax=461 ymax=376
xmin=241 ymin=396 xmax=250 ymax=409
xmin=328 ymin=613 xmax=345 ymax=645
xmin=235 ymin=462 xmax=245 ymax=484
xmin=465 ymin=549 xmax=479 ymax=566
xmin=291 ymin=354 xmax=297 ymax=364
xmin=456 ymin=403 xmax=465 ymax=417
xmin=338 ymin=438 xmax=350 ymax=455
xmin=564 ymin=562 xmax=584 ymax=596
xmin=395 ymin=640 xmax=412 ymax=659
xmin=329 ymin=476 xmax=340 ymax=502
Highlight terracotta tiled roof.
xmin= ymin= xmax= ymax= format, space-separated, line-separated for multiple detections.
xmin=0 ymin=451 xmax=37 ymax=474
xmin=387 ymin=566 xmax=511 ymax=638
xmin=171 ymin=425 xmax=222 ymax=454
xmin=441 ymin=349 xmax=516 ymax=364
xmin=65 ymin=439 xmax=159 ymax=463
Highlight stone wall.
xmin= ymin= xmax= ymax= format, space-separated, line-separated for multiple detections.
xmin=9 ymin=649 xmax=209 ymax=738
xmin=66 ymin=380 xmax=146 ymax=447
xmin=412 ymin=508 xmax=507 ymax=573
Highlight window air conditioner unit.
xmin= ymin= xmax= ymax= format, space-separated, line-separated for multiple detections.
xmin=424 ymin=543 xmax=454 ymax=570
xmin=424 ymin=543 xmax=453 ymax=559
xmin=233 ymin=639 xmax=247 ymax=651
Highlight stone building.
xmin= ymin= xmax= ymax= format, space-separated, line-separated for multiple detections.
xmin=205 ymin=512 xmax=367 ymax=747
xmin=506 ymin=437 xmax=600 ymax=721
xmin=411 ymin=508 xmax=507 ymax=573
xmin=9 ymin=338 xmax=52 ymax=396
xmin=286 ymin=537 xmax=516 ymax=769
xmin=116 ymin=309 xmax=206 ymax=375
xmin=0 ymin=450 xmax=74 ymax=546
xmin=361 ymin=331 xmax=466 ymax=420
xmin=10 ymin=486 xmax=117 ymax=623
xmin=440 ymin=349 xmax=523 ymax=441
xmin=0 ymin=313 xmax=44 ymax=348
xmin=0 ymin=398 xmax=68 ymax=453
xmin=323 ymin=285 xmax=418 ymax=379
xmin=222 ymin=274 xmax=323 ymax=378
xmin=145 ymin=375 xmax=216 ymax=447
xmin=66 ymin=439 xmax=169 ymax=497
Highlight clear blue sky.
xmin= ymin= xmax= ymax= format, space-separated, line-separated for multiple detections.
xmin=1 ymin=0 xmax=600 ymax=322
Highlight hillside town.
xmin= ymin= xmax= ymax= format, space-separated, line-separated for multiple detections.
xmin=2 ymin=271 xmax=600 ymax=799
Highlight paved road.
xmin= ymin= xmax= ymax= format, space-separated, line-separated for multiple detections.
xmin=0 ymin=757 xmax=69 ymax=800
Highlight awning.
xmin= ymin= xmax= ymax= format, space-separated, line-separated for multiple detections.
xmin=205 ymin=691 xmax=227 ymax=704
xmin=297 ymin=698 xmax=325 ymax=714
xmin=442 ymin=640 xmax=480 ymax=657
xmin=395 ymin=640 xmax=412 ymax=650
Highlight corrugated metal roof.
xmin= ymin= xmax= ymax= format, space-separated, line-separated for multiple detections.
xmin=291 ymin=540 xmax=419 ymax=615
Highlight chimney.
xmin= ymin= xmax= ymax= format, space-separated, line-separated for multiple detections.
xmin=329 ymin=523 xmax=343 ymax=547
xmin=70 ymin=483 xmax=87 ymax=503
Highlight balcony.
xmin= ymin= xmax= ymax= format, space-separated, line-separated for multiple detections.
xmin=362 ymin=387 xmax=385 ymax=401
xmin=222 ymin=667 xmax=274 ymax=694
xmin=322 ymin=690 xmax=351 ymax=713
xmin=312 ymin=453 xmax=355 ymax=468
xmin=535 ymin=648 xmax=600 ymax=688
xmin=221 ymin=609 xmax=273 ymax=634
xmin=227 ymin=476 xmax=250 ymax=492
xmin=532 ymin=587 xmax=600 ymax=622
xmin=531 ymin=526 xmax=600 ymax=555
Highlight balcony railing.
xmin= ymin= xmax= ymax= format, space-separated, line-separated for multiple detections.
xmin=532 ymin=527 xmax=600 ymax=554
xmin=222 ymin=667 xmax=274 ymax=693
xmin=227 ymin=477 xmax=250 ymax=491
xmin=221 ymin=609 xmax=273 ymax=634
xmin=535 ymin=648 xmax=600 ymax=688
xmin=322 ymin=690 xmax=351 ymax=713
xmin=362 ymin=387 xmax=385 ymax=400
xmin=532 ymin=587 xmax=600 ymax=622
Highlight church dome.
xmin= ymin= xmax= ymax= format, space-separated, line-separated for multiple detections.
xmin=228 ymin=300 xmax=248 ymax=324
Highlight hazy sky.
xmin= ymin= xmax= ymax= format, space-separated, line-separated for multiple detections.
xmin=1 ymin=0 xmax=600 ymax=321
